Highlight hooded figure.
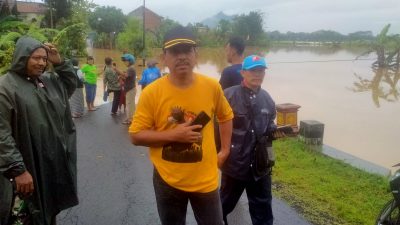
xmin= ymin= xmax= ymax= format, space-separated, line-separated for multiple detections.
xmin=0 ymin=36 xmax=78 ymax=225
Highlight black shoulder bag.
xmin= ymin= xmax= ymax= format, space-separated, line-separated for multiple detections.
xmin=246 ymin=91 xmax=275 ymax=177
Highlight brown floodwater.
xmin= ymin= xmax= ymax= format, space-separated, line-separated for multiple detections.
xmin=86 ymin=46 xmax=399 ymax=171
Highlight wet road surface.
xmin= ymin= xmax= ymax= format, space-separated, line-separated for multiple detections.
xmin=58 ymin=103 xmax=311 ymax=225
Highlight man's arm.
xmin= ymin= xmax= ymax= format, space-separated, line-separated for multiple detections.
xmin=0 ymin=96 xmax=33 ymax=195
xmin=53 ymin=60 xmax=77 ymax=97
xmin=103 ymin=69 xmax=109 ymax=92
xmin=217 ymin=119 xmax=232 ymax=168
xmin=114 ymin=67 xmax=127 ymax=79
xmin=219 ymin=68 xmax=229 ymax=90
xmin=130 ymin=121 xmax=202 ymax=147
xmin=43 ymin=43 xmax=77 ymax=97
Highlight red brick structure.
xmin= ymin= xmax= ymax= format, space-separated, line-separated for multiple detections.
xmin=127 ymin=6 xmax=163 ymax=32
xmin=16 ymin=1 xmax=47 ymax=14
xmin=1 ymin=0 xmax=47 ymax=21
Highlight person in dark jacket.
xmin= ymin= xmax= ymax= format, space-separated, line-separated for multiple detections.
xmin=0 ymin=36 xmax=79 ymax=225
xmin=220 ymin=55 xmax=277 ymax=225
xmin=215 ymin=37 xmax=246 ymax=151
xmin=219 ymin=36 xmax=245 ymax=90
xmin=119 ymin=53 xmax=136 ymax=125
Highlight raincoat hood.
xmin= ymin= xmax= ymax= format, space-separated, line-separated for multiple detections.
xmin=9 ymin=36 xmax=47 ymax=75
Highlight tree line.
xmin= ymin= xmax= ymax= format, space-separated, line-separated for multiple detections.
xmin=267 ymin=30 xmax=375 ymax=43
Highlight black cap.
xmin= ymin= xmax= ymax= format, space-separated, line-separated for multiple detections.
xmin=163 ymin=26 xmax=197 ymax=50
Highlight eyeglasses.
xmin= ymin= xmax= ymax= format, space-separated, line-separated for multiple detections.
xmin=30 ymin=55 xmax=48 ymax=63
xmin=248 ymin=68 xmax=266 ymax=76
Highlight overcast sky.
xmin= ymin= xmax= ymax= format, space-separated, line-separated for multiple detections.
xmin=90 ymin=0 xmax=400 ymax=35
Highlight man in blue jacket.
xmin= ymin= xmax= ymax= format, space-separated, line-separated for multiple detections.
xmin=220 ymin=55 xmax=277 ymax=225
xmin=138 ymin=59 xmax=161 ymax=90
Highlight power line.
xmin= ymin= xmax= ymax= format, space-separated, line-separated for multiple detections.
xmin=268 ymin=58 xmax=376 ymax=64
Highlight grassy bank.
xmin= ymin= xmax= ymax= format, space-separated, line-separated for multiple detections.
xmin=272 ymin=138 xmax=391 ymax=225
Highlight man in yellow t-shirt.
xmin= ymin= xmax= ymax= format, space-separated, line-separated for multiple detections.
xmin=129 ymin=26 xmax=233 ymax=225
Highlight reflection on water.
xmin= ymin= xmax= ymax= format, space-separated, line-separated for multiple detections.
xmin=352 ymin=68 xmax=400 ymax=107
xmin=89 ymin=46 xmax=400 ymax=171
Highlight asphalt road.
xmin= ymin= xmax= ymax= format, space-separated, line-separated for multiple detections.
xmin=58 ymin=103 xmax=311 ymax=225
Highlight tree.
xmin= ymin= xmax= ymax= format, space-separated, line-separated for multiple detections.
xmin=67 ymin=0 xmax=97 ymax=26
xmin=150 ymin=18 xmax=180 ymax=48
xmin=53 ymin=23 xmax=87 ymax=57
xmin=116 ymin=18 xmax=146 ymax=58
xmin=216 ymin=19 xmax=232 ymax=41
xmin=232 ymin=11 xmax=264 ymax=45
xmin=0 ymin=1 xmax=11 ymax=19
xmin=88 ymin=6 xmax=126 ymax=34
xmin=43 ymin=0 xmax=75 ymax=28
xmin=347 ymin=31 xmax=374 ymax=41
xmin=88 ymin=6 xmax=126 ymax=49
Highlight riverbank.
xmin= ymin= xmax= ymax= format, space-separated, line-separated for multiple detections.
xmin=272 ymin=138 xmax=391 ymax=225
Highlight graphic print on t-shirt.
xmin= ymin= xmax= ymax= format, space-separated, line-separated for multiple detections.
xmin=162 ymin=106 xmax=203 ymax=163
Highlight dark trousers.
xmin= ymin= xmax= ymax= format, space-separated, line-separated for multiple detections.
xmin=110 ymin=90 xmax=121 ymax=113
xmin=153 ymin=169 xmax=224 ymax=225
xmin=220 ymin=173 xmax=273 ymax=225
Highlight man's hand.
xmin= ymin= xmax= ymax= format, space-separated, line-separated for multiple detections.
xmin=14 ymin=171 xmax=34 ymax=195
xmin=217 ymin=149 xmax=229 ymax=168
xmin=170 ymin=120 xmax=203 ymax=143
xmin=217 ymin=120 xmax=232 ymax=169
xmin=43 ymin=43 xmax=62 ymax=65
xmin=131 ymin=120 xmax=203 ymax=147
xmin=272 ymin=130 xmax=286 ymax=139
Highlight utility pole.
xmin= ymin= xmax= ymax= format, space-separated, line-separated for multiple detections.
xmin=142 ymin=0 xmax=146 ymax=67
xmin=49 ymin=0 xmax=53 ymax=28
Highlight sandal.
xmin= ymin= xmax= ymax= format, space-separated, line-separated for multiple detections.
xmin=122 ymin=120 xmax=131 ymax=125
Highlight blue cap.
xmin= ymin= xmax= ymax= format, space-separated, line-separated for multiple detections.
xmin=242 ymin=55 xmax=267 ymax=70
xmin=121 ymin=54 xmax=135 ymax=63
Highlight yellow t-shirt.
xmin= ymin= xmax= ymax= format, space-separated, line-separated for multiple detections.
xmin=129 ymin=73 xmax=233 ymax=192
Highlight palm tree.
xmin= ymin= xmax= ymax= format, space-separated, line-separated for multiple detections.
xmin=358 ymin=24 xmax=400 ymax=69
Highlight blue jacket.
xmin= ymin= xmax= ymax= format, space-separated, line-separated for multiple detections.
xmin=222 ymin=84 xmax=276 ymax=181
xmin=139 ymin=67 xmax=161 ymax=86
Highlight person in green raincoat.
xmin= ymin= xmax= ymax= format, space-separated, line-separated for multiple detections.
xmin=0 ymin=36 xmax=79 ymax=225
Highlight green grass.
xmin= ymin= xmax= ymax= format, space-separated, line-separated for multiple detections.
xmin=272 ymin=138 xmax=392 ymax=225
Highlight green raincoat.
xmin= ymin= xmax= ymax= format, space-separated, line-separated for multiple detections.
xmin=0 ymin=36 xmax=78 ymax=225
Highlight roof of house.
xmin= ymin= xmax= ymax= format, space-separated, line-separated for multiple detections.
xmin=16 ymin=1 xmax=47 ymax=14
xmin=128 ymin=6 xmax=162 ymax=20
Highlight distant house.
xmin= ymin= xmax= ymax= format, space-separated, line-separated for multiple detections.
xmin=127 ymin=6 xmax=163 ymax=32
xmin=0 ymin=0 xmax=47 ymax=22
xmin=16 ymin=1 xmax=47 ymax=22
